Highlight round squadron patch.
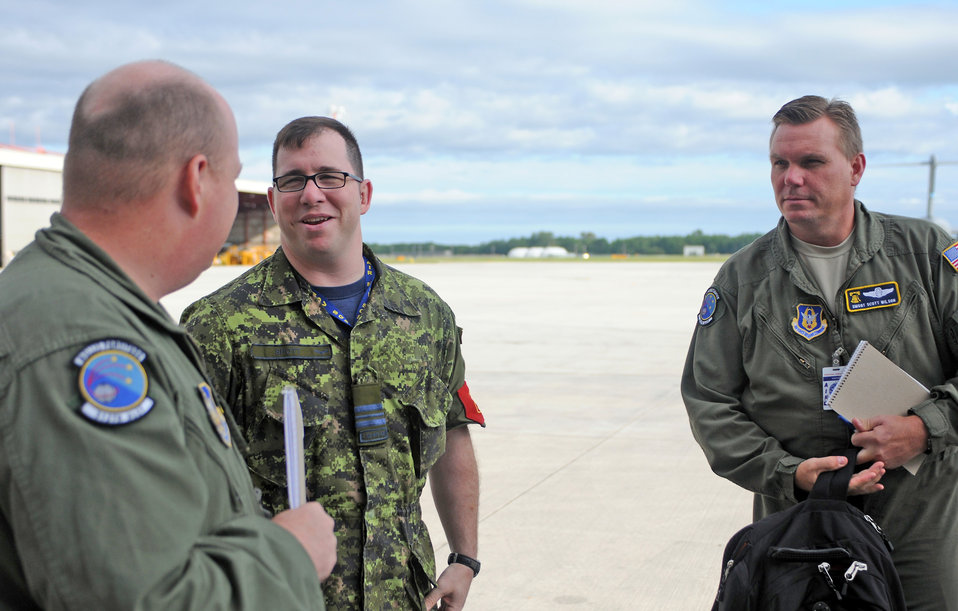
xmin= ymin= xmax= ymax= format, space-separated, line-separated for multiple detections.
xmin=697 ymin=288 xmax=721 ymax=326
xmin=74 ymin=339 xmax=154 ymax=426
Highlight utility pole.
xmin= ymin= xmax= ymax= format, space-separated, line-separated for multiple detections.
xmin=886 ymin=155 xmax=957 ymax=222
xmin=926 ymin=154 xmax=937 ymax=220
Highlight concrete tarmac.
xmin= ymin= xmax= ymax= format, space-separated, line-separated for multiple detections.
xmin=163 ymin=260 xmax=753 ymax=611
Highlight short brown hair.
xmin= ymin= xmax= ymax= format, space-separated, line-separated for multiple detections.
xmin=271 ymin=116 xmax=363 ymax=178
xmin=771 ymin=95 xmax=863 ymax=159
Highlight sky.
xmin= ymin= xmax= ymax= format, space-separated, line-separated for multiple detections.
xmin=3 ymin=0 xmax=958 ymax=244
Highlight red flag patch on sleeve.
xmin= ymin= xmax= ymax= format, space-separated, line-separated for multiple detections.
xmin=457 ymin=381 xmax=485 ymax=427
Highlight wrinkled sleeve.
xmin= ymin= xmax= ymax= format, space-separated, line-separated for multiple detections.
xmin=0 ymin=339 xmax=323 ymax=610
xmin=910 ymin=237 xmax=958 ymax=452
xmin=442 ymin=313 xmax=484 ymax=429
xmin=680 ymin=284 xmax=803 ymax=504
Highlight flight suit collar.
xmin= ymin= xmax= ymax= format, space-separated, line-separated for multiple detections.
xmin=771 ymin=200 xmax=884 ymax=281
xmin=36 ymin=213 xmax=185 ymax=336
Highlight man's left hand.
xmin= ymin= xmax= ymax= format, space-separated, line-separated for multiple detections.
xmin=424 ymin=563 xmax=474 ymax=610
xmin=851 ymin=415 xmax=928 ymax=470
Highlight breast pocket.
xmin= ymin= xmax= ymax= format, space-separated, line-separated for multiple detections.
xmin=390 ymin=368 xmax=452 ymax=479
xmin=876 ymin=281 xmax=928 ymax=357
xmin=751 ymin=302 xmax=819 ymax=381
xmin=244 ymin=355 xmax=333 ymax=510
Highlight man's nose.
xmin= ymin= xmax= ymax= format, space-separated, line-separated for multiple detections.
xmin=783 ymin=165 xmax=804 ymax=186
xmin=300 ymin=178 xmax=328 ymax=203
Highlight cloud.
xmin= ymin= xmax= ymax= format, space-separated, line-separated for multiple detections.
xmin=3 ymin=0 xmax=958 ymax=240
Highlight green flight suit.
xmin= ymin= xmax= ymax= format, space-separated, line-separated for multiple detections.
xmin=0 ymin=214 xmax=324 ymax=610
xmin=182 ymin=246 xmax=483 ymax=610
xmin=682 ymin=202 xmax=958 ymax=610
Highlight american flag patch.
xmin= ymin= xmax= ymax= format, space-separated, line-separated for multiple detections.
xmin=943 ymin=241 xmax=958 ymax=273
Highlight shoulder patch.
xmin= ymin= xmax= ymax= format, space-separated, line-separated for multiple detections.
xmin=943 ymin=241 xmax=958 ymax=273
xmin=74 ymin=339 xmax=154 ymax=426
xmin=457 ymin=381 xmax=485 ymax=427
xmin=697 ymin=288 xmax=721 ymax=326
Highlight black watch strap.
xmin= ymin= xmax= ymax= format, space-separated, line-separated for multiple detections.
xmin=448 ymin=552 xmax=480 ymax=577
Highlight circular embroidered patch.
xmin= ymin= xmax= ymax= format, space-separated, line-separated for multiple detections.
xmin=76 ymin=345 xmax=154 ymax=425
xmin=697 ymin=287 xmax=721 ymax=326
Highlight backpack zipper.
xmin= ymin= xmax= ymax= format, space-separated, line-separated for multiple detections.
xmin=715 ymin=539 xmax=751 ymax=603
xmin=864 ymin=514 xmax=894 ymax=552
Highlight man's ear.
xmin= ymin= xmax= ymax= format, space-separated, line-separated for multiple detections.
xmin=359 ymin=179 xmax=373 ymax=215
xmin=266 ymin=186 xmax=278 ymax=218
xmin=178 ymin=153 xmax=209 ymax=219
xmin=850 ymin=152 xmax=866 ymax=187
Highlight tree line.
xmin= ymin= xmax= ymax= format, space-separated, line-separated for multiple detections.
xmin=369 ymin=229 xmax=763 ymax=257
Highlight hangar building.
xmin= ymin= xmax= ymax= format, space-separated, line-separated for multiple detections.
xmin=0 ymin=145 xmax=275 ymax=267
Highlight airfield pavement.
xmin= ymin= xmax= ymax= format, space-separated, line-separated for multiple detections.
xmin=162 ymin=259 xmax=753 ymax=610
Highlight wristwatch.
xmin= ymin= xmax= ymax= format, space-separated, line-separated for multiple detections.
xmin=448 ymin=552 xmax=481 ymax=577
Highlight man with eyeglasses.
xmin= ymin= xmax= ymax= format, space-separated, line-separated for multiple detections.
xmin=182 ymin=116 xmax=485 ymax=610
xmin=0 ymin=62 xmax=336 ymax=609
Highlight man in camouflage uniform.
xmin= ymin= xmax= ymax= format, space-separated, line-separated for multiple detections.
xmin=183 ymin=116 xmax=484 ymax=610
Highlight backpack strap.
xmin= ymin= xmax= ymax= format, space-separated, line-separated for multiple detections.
xmin=809 ymin=448 xmax=859 ymax=501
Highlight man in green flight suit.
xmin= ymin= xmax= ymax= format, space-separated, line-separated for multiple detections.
xmin=0 ymin=61 xmax=337 ymax=609
xmin=182 ymin=116 xmax=485 ymax=610
xmin=682 ymin=95 xmax=958 ymax=610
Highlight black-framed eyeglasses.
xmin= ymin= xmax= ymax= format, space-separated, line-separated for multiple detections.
xmin=272 ymin=171 xmax=363 ymax=192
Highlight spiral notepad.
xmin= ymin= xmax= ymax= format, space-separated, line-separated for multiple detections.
xmin=826 ymin=340 xmax=928 ymax=475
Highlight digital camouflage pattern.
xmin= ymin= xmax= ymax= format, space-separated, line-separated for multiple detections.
xmin=182 ymin=246 xmax=481 ymax=610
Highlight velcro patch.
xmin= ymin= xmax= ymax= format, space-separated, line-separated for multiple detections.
xmin=354 ymin=402 xmax=388 ymax=445
xmin=353 ymin=382 xmax=387 ymax=446
xmin=791 ymin=304 xmax=827 ymax=340
xmin=697 ymin=288 xmax=721 ymax=326
xmin=943 ymin=241 xmax=958 ymax=273
xmin=250 ymin=344 xmax=332 ymax=360
xmin=198 ymin=383 xmax=231 ymax=447
xmin=844 ymin=282 xmax=901 ymax=312
xmin=74 ymin=339 xmax=154 ymax=426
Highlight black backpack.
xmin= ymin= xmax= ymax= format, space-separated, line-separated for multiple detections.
xmin=712 ymin=451 xmax=907 ymax=611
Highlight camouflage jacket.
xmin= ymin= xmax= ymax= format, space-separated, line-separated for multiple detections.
xmin=182 ymin=246 xmax=482 ymax=610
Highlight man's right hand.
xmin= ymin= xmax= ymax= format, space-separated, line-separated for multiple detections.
xmin=794 ymin=455 xmax=886 ymax=495
xmin=272 ymin=501 xmax=338 ymax=581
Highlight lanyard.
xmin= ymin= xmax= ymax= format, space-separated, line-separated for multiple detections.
xmin=315 ymin=256 xmax=375 ymax=327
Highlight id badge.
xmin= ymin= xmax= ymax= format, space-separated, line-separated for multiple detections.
xmin=822 ymin=366 xmax=845 ymax=410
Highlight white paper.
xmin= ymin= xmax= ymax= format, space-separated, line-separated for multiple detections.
xmin=282 ymin=386 xmax=307 ymax=508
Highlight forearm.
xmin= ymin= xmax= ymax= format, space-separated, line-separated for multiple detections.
xmin=429 ymin=426 xmax=479 ymax=556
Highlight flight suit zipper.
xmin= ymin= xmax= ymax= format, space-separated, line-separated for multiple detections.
xmin=755 ymin=309 xmax=813 ymax=373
